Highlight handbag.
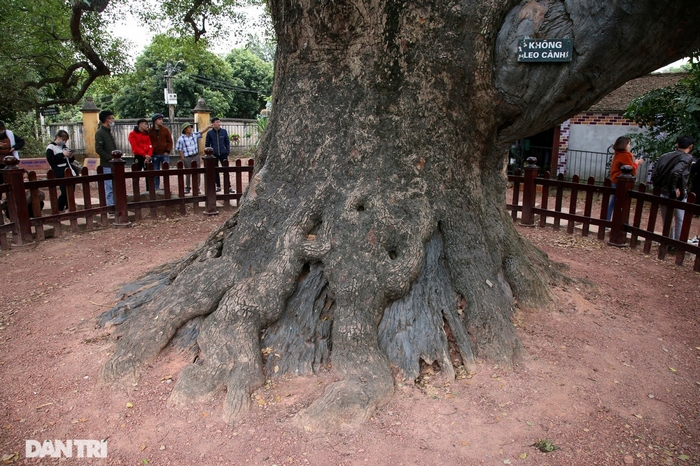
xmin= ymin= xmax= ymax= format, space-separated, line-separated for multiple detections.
xmin=66 ymin=157 xmax=82 ymax=176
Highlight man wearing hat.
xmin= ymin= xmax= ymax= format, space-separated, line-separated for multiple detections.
xmin=148 ymin=113 xmax=174 ymax=191
xmin=176 ymin=122 xmax=212 ymax=194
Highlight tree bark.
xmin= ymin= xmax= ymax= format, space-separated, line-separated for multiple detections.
xmin=99 ymin=0 xmax=700 ymax=430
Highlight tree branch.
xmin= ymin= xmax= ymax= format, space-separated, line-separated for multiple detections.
xmin=183 ymin=0 xmax=208 ymax=41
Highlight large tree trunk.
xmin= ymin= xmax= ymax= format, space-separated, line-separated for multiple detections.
xmin=99 ymin=0 xmax=700 ymax=429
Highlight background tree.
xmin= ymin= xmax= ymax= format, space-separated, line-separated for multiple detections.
xmin=91 ymin=0 xmax=700 ymax=431
xmin=112 ymin=35 xmax=234 ymax=118
xmin=625 ymin=54 xmax=700 ymax=159
xmin=111 ymin=36 xmax=273 ymax=118
xmin=224 ymin=49 xmax=274 ymax=118
xmin=0 ymin=0 xmax=129 ymax=117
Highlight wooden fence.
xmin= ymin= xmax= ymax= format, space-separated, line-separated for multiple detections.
xmin=0 ymin=150 xmax=254 ymax=250
xmin=508 ymin=158 xmax=700 ymax=271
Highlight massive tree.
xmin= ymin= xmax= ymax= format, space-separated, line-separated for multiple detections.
xmin=99 ymin=0 xmax=700 ymax=430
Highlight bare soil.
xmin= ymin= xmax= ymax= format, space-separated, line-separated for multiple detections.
xmin=0 ymin=212 xmax=699 ymax=465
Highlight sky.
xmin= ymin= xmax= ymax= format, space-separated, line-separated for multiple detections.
xmin=110 ymin=6 xmax=266 ymax=63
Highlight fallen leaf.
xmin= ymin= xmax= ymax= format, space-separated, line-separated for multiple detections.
xmin=1 ymin=452 xmax=19 ymax=464
xmin=520 ymin=453 xmax=527 ymax=459
xmin=678 ymin=454 xmax=690 ymax=461
xmin=140 ymin=444 xmax=146 ymax=451
xmin=126 ymin=402 xmax=134 ymax=408
xmin=669 ymin=367 xmax=677 ymax=372
xmin=633 ymin=414 xmax=642 ymax=419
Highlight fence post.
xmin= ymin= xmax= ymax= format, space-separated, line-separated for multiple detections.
xmin=203 ymin=147 xmax=219 ymax=216
xmin=521 ymin=157 xmax=538 ymax=226
xmin=608 ymin=165 xmax=634 ymax=247
xmin=111 ymin=150 xmax=131 ymax=227
xmin=3 ymin=156 xmax=34 ymax=246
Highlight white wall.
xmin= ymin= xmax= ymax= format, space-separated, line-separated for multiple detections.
xmin=568 ymin=124 xmax=645 ymax=153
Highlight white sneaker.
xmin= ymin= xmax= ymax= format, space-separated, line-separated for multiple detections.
xmin=688 ymin=235 xmax=699 ymax=246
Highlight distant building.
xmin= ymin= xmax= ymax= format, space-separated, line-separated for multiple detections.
xmin=512 ymin=72 xmax=686 ymax=179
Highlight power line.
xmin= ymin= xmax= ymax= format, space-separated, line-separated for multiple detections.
xmin=189 ymin=74 xmax=263 ymax=94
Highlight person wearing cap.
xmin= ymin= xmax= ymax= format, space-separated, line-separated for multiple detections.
xmin=148 ymin=113 xmax=174 ymax=191
xmin=176 ymin=122 xmax=212 ymax=194
xmin=204 ymin=117 xmax=233 ymax=193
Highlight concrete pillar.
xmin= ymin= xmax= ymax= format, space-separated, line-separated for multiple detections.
xmin=192 ymin=98 xmax=211 ymax=154
xmin=81 ymin=96 xmax=100 ymax=158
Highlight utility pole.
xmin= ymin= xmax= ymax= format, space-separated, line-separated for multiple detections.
xmin=164 ymin=62 xmax=182 ymax=133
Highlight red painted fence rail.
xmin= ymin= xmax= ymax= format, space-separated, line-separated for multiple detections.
xmin=508 ymin=157 xmax=700 ymax=272
xmin=0 ymin=151 xmax=254 ymax=250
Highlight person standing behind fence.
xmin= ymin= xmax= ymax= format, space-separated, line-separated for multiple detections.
xmin=46 ymin=130 xmax=76 ymax=212
xmin=148 ymin=113 xmax=173 ymax=191
xmin=128 ymin=119 xmax=153 ymax=190
xmin=606 ymin=136 xmax=643 ymax=221
xmin=176 ymin=122 xmax=211 ymax=194
xmin=204 ymin=117 xmax=233 ymax=193
xmin=0 ymin=120 xmax=25 ymax=188
xmin=95 ymin=110 xmax=117 ymax=207
xmin=652 ymin=135 xmax=694 ymax=241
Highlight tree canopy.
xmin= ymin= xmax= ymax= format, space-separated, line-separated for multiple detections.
xmin=110 ymin=35 xmax=273 ymax=119
xmin=625 ymin=55 xmax=700 ymax=159
xmin=0 ymin=0 xmax=129 ymax=117
xmin=1 ymin=0 xmax=269 ymax=121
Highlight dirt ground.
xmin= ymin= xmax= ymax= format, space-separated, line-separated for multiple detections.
xmin=0 ymin=212 xmax=699 ymax=465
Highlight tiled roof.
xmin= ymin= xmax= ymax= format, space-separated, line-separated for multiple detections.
xmin=587 ymin=72 xmax=688 ymax=112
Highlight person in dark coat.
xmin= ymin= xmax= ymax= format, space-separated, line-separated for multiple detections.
xmin=46 ymin=130 xmax=76 ymax=212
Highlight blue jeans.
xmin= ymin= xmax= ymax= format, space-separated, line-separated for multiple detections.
xmin=215 ymin=155 xmax=230 ymax=188
xmin=103 ymin=166 xmax=114 ymax=206
xmin=660 ymin=193 xmax=686 ymax=240
xmin=151 ymin=154 xmax=170 ymax=190
xmin=606 ymin=183 xmax=617 ymax=221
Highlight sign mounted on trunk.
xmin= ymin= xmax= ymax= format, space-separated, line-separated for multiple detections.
xmin=517 ymin=38 xmax=573 ymax=62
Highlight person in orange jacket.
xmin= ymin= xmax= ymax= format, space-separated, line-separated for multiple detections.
xmin=607 ymin=136 xmax=643 ymax=221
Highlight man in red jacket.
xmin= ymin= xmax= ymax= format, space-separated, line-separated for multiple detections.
xmin=128 ymin=119 xmax=153 ymax=190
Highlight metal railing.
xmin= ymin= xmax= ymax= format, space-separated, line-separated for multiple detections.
xmin=44 ymin=118 xmax=261 ymax=156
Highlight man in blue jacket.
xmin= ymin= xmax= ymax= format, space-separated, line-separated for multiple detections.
xmin=204 ymin=117 xmax=233 ymax=193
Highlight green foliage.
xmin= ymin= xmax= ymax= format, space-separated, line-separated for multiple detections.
xmin=532 ymin=438 xmax=559 ymax=453
xmin=225 ymin=49 xmax=274 ymax=118
xmin=0 ymin=0 xmax=129 ymax=117
xmin=110 ymin=36 xmax=273 ymax=119
xmin=111 ymin=34 xmax=234 ymax=118
xmin=3 ymin=113 xmax=49 ymax=158
xmin=624 ymin=54 xmax=700 ymax=160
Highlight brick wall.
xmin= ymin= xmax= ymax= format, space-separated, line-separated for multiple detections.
xmin=569 ymin=112 xmax=634 ymax=126
xmin=557 ymin=119 xmax=571 ymax=175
